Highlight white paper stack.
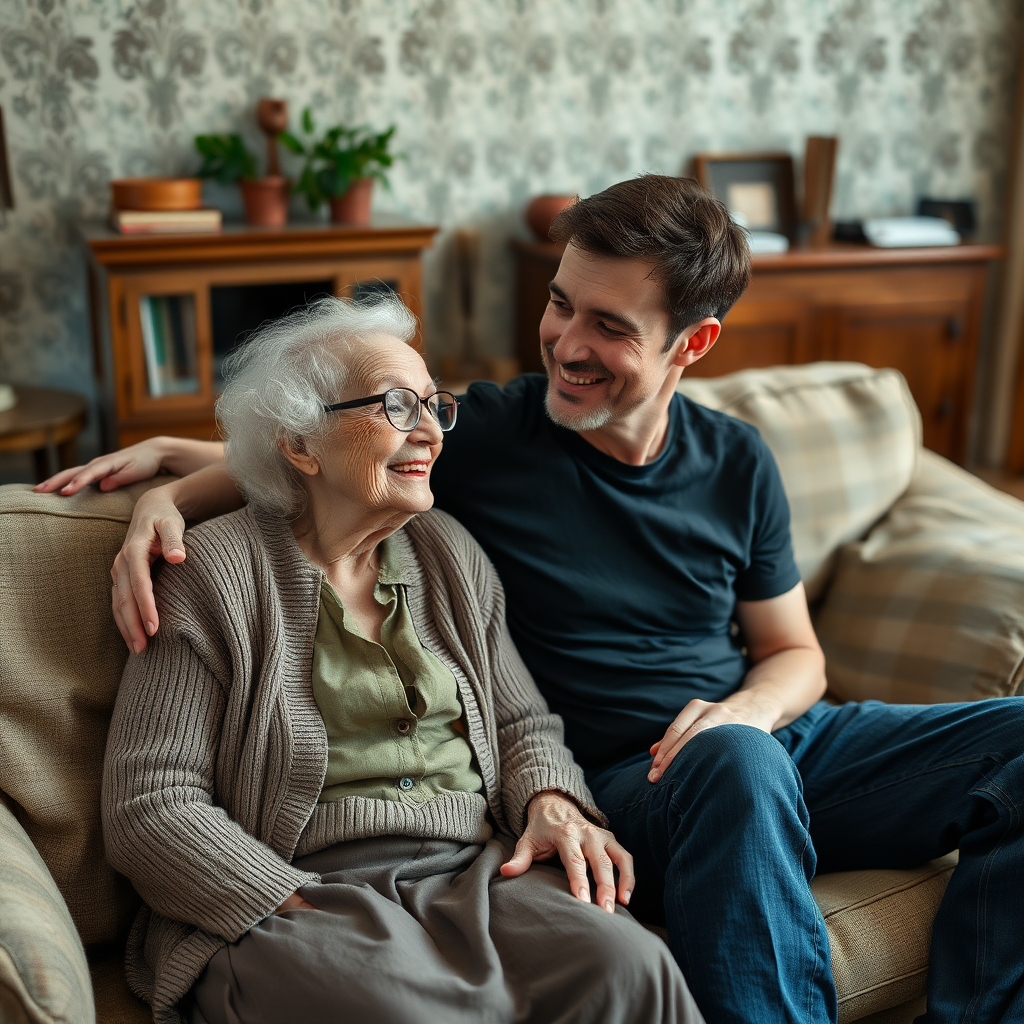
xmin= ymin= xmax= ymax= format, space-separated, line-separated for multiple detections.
xmin=863 ymin=216 xmax=960 ymax=248
xmin=746 ymin=231 xmax=790 ymax=254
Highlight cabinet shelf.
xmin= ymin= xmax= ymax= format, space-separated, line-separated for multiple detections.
xmin=81 ymin=217 xmax=438 ymax=448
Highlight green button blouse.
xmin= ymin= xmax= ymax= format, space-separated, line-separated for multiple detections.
xmin=311 ymin=534 xmax=484 ymax=804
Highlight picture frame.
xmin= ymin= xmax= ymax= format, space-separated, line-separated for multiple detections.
xmin=692 ymin=152 xmax=796 ymax=241
xmin=802 ymin=136 xmax=838 ymax=247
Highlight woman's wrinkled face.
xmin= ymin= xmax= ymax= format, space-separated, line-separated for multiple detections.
xmin=313 ymin=334 xmax=444 ymax=518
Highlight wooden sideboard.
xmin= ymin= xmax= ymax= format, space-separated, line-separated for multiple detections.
xmin=513 ymin=240 xmax=1003 ymax=463
xmin=81 ymin=217 xmax=438 ymax=448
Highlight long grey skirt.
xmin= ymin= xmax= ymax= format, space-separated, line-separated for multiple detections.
xmin=187 ymin=832 xmax=702 ymax=1024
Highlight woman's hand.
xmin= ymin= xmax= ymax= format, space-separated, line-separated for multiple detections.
xmin=274 ymin=891 xmax=317 ymax=913
xmin=500 ymin=790 xmax=634 ymax=914
xmin=113 ymin=484 xmax=187 ymax=653
xmin=35 ymin=438 xmax=169 ymax=496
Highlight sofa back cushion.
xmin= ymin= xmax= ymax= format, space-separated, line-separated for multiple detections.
xmin=679 ymin=363 xmax=921 ymax=602
xmin=816 ymin=451 xmax=1024 ymax=704
xmin=0 ymin=481 xmax=170 ymax=946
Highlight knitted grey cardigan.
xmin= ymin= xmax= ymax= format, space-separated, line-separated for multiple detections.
xmin=102 ymin=505 xmax=601 ymax=1024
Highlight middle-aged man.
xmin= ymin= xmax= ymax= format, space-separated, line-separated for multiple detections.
xmin=41 ymin=175 xmax=1024 ymax=1024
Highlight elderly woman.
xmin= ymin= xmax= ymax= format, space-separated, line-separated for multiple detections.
xmin=99 ymin=295 xmax=700 ymax=1024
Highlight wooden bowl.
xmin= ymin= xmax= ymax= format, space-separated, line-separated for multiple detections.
xmin=110 ymin=177 xmax=203 ymax=211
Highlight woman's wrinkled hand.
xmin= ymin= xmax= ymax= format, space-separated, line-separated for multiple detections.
xmin=274 ymin=891 xmax=317 ymax=913
xmin=113 ymin=484 xmax=187 ymax=654
xmin=500 ymin=790 xmax=634 ymax=914
xmin=34 ymin=438 xmax=167 ymax=496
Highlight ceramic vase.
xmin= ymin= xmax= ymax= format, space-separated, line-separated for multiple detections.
xmin=525 ymin=194 xmax=576 ymax=242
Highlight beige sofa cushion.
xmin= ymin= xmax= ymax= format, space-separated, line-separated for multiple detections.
xmin=0 ymin=798 xmax=94 ymax=1024
xmin=0 ymin=481 xmax=172 ymax=948
xmin=814 ymin=853 xmax=955 ymax=1023
xmin=816 ymin=451 xmax=1024 ymax=704
xmin=679 ymin=363 xmax=920 ymax=601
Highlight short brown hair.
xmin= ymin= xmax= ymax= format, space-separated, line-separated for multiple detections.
xmin=549 ymin=174 xmax=751 ymax=351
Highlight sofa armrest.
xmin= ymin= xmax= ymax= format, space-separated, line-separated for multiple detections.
xmin=0 ymin=798 xmax=95 ymax=1024
xmin=814 ymin=450 xmax=1024 ymax=705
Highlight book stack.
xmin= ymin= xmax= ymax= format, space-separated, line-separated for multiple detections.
xmin=140 ymin=296 xmax=200 ymax=397
xmin=111 ymin=208 xmax=222 ymax=234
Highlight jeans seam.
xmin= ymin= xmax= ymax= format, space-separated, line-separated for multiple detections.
xmin=600 ymin=782 xmax=670 ymax=822
xmin=809 ymin=754 xmax=1006 ymax=815
xmin=962 ymin=774 xmax=1019 ymax=1024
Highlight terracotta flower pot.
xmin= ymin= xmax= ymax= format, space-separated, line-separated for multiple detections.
xmin=525 ymin=194 xmax=576 ymax=242
xmin=329 ymin=178 xmax=374 ymax=225
xmin=240 ymin=176 xmax=289 ymax=227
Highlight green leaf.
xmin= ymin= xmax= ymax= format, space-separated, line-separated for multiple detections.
xmin=283 ymin=114 xmax=400 ymax=207
xmin=278 ymin=131 xmax=305 ymax=156
xmin=192 ymin=133 xmax=257 ymax=183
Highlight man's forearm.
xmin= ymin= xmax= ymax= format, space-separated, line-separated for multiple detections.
xmin=168 ymin=460 xmax=244 ymax=522
xmin=156 ymin=437 xmax=226 ymax=478
xmin=727 ymin=647 xmax=826 ymax=733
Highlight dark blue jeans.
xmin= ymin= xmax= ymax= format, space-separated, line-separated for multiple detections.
xmin=587 ymin=698 xmax=1024 ymax=1024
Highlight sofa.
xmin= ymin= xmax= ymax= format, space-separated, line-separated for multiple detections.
xmin=3 ymin=361 xmax=1024 ymax=1024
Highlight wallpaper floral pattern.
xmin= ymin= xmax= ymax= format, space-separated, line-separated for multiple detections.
xmin=0 ymin=0 xmax=1019 ymax=465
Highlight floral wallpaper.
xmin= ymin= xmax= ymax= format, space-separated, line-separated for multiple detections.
xmin=0 ymin=0 xmax=1019 ymax=470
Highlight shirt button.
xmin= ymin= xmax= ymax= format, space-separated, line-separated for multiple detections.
xmin=398 ymin=776 xmax=414 ymax=791
xmin=396 ymin=719 xmax=412 ymax=735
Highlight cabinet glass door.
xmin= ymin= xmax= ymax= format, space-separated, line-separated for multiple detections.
xmin=333 ymin=257 xmax=424 ymax=352
xmin=120 ymin=272 xmax=212 ymax=419
xmin=139 ymin=294 xmax=200 ymax=397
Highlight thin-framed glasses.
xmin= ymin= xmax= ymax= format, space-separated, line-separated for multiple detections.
xmin=323 ymin=388 xmax=459 ymax=432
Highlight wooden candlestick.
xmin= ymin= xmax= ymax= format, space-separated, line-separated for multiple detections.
xmin=256 ymin=98 xmax=289 ymax=177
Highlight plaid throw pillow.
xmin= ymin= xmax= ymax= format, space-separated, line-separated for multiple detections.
xmin=815 ymin=451 xmax=1024 ymax=704
xmin=679 ymin=363 xmax=921 ymax=601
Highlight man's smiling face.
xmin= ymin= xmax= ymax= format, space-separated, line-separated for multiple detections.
xmin=539 ymin=243 xmax=682 ymax=433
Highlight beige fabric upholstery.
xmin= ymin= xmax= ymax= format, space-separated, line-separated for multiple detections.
xmin=815 ymin=451 xmax=1024 ymax=704
xmin=679 ymin=363 xmax=921 ymax=601
xmin=0 ymin=481 xmax=173 ymax=948
xmin=0 ymin=798 xmax=94 ymax=1024
xmin=813 ymin=853 xmax=956 ymax=1023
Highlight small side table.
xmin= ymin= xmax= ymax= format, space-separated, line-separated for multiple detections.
xmin=0 ymin=386 xmax=88 ymax=483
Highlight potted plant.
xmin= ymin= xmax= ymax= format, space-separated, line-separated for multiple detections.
xmin=194 ymin=133 xmax=289 ymax=227
xmin=280 ymin=107 xmax=398 ymax=225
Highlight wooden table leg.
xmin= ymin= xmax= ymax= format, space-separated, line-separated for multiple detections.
xmin=57 ymin=438 xmax=77 ymax=470
xmin=32 ymin=447 xmax=50 ymax=483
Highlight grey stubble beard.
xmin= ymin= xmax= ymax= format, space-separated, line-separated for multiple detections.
xmin=543 ymin=387 xmax=613 ymax=432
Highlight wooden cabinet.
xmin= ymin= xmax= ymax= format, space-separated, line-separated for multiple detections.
xmin=513 ymin=240 xmax=1001 ymax=462
xmin=82 ymin=218 xmax=438 ymax=447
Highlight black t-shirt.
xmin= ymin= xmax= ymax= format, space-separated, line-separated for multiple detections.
xmin=431 ymin=374 xmax=801 ymax=772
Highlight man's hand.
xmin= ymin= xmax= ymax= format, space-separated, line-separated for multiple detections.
xmin=500 ymin=790 xmax=634 ymax=913
xmin=274 ymin=890 xmax=317 ymax=913
xmin=647 ymin=693 xmax=779 ymax=783
xmin=113 ymin=484 xmax=187 ymax=654
xmin=647 ymin=583 xmax=827 ymax=783
xmin=35 ymin=438 xmax=168 ymax=496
